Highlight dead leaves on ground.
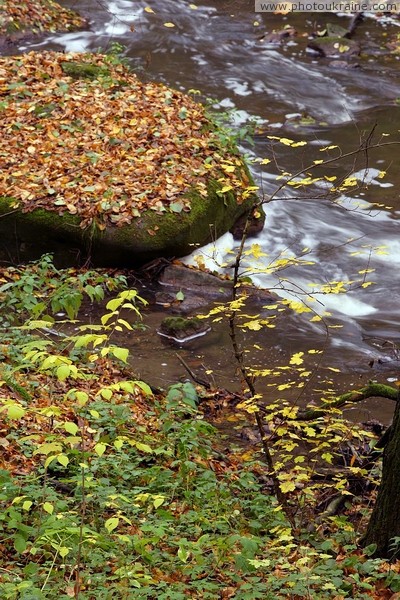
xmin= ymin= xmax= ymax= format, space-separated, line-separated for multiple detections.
xmin=0 ymin=0 xmax=84 ymax=35
xmin=0 ymin=51 xmax=248 ymax=229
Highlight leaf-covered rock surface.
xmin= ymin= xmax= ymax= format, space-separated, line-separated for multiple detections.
xmin=0 ymin=51 xmax=256 ymax=264
xmin=0 ymin=0 xmax=84 ymax=35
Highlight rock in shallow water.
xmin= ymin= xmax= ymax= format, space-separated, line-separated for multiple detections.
xmin=158 ymin=316 xmax=211 ymax=343
xmin=307 ymin=36 xmax=360 ymax=58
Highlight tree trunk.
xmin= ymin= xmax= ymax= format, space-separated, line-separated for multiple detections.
xmin=361 ymin=393 xmax=400 ymax=559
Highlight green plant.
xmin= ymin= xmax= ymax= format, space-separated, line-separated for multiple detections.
xmin=0 ymin=253 xmax=127 ymax=324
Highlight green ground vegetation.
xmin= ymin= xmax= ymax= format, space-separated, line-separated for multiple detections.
xmin=1 ymin=256 xmax=400 ymax=599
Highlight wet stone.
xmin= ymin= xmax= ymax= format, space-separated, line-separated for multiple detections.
xmin=307 ymin=36 xmax=360 ymax=58
xmin=158 ymin=316 xmax=211 ymax=343
xmin=259 ymin=27 xmax=297 ymax=44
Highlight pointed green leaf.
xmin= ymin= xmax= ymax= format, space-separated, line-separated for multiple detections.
xmin=134 ymin=381 xmax=153 ymax=396
xmin=44 ymin=455 xmax=58 ymax=469
xmin=114 ymin=439 xmax=124 ymax=450
xmin=76 ymin=391 xmax=88 ymax=406
xmin=135 ymin=442 xmax=153 ymax=454
xmin=14 ymin=534 xmax=27 ymax=553
xmin=43 ymin=502 xmax=54 ymax=515
xmin=111 ymin=347 xmax=129 ymax=363
xmin=7 ymin=404 xmax=26 ymax=420
xmin=153 ymin=496 xmax=165 ymax=509
xmin=57 ymin=453 xmax=69 ymax=467
xmin=94 ymin=442 xmax=107 ymax=457
xmin=106 ymin=298 xmax=123 ymax=311
xmin=105 ymin=517 xmax=119 ymax=533
xmin=100 ymin=388 xmax=113 ymax=400
xmin=118 ymin=381 xmax=134 ymax=393
xmin=56 ymin=364 xmax=70 ymax=381
xmin=64 ymin=422 xmax=79 ymax=435
xmin=117 ymin=318 xmax=133 ymax=330
xmin=33 ymin=442 xmax=62 ymax=456
xmin=177 ymin=547 xmax=190 ymax=562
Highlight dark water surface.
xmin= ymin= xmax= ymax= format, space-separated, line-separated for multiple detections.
xmin=20 ymin=1 xmax=400 ymax=421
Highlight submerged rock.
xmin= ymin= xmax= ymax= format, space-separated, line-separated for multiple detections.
xmin=158 ymin=316 xmax=211 ymax=343
xmin=156 ymin=263 xmax=278 ymax=313
xmin=329 ymin=60 xmax=360 ymax=70
xmin=308 ymin=36 xmax=360 ymax=58
xmin=259 ymin=27 xmax=297 ymax=44
xmin=229 ymin=208 xmax=266 ymax=240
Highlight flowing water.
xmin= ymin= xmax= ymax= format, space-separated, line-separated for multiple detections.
xmin=17 ymin=1 xmax=400 ymax=421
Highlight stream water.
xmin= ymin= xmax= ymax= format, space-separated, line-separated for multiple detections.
xmin=16 ymin=1 xmax=400 ymax=422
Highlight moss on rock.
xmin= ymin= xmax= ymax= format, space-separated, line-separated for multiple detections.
xmin=159 ymin=316 xmax=210 ymax=342
xmin=0 ymin=175 xmax=257 ymax=266
xmin=60 ymin=61 xmax=111 ymax=80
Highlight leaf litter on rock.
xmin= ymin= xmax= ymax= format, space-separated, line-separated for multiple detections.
xmin=0 ymin=51 xmax=249 ymax=229
xmin=0 ymin=0 xmax=85 ymax=35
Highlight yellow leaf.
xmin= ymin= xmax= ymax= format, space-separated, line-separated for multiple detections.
xmin=310 ymin=315 xmax=321 ymax=322
xmin=280 ymin=481 xmax=296 ymax=493
xmin=43 ymin=502 xmax=54 ymax=515
xmin=281 ymin=406 xmax=298 ymax=418
xmin=284 ymin=300 xmax=312 ymax=314
xmin=243 ymin=405 xmax=259 ymax=414
xmin=319 ymin=145 xmax=338 ymax=151
xmin=304 ymin=427 xmax=316 ymax=437
xmin=164 ymin=22 xmax=175 ymax=27
xmin=300 ymin=371 xmax=312 ymax=377
xmin=278 ymin=137 xmax=294 ymax=146
xmin=144 ymin=6 xmax=155 ymax=12
xmin=250 ymin=243 xmax=267 ymax=259
xmin=277 ymin=383 xmax=292 ymax=391
xmin=341 ymin=177 xmax=358 ymax=188
xmin=289 ymin=352 xmax=304 ymax=366
xmin=95 ymin=442 xmax=107 ymax=456
xmin=241 ymin=320 xmax=262 ymax=331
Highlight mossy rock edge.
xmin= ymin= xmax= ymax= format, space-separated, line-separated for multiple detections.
xmin=0 ymin=178 xmax=258 ymax=267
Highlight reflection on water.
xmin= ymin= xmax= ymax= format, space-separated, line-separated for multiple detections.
xmin=18 ymin=0 xmax=400 ymax=420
